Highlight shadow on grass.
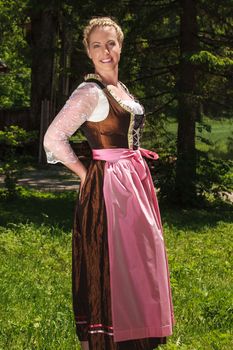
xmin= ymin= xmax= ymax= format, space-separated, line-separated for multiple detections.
xmin=0 ymin=188 xmax=232 ymax=234
xmin=160 ymin=201 xmax=233 ymax=232
xmin=0 ymin=189 xmax=77 ymax=232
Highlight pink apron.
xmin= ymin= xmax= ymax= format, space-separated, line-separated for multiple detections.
xmin=93 ymin=148 xmax=174 ymax=342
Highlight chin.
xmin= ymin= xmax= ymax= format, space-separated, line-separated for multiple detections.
xmin=97 ymin=65 xmax=116 ymax=73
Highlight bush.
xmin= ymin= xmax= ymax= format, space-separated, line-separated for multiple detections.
xmin=196 ymin=151 xmax=233 ymax=201
xmin=0 ymin=125 xmax=37 ymax=197
xmin=148 ymin=150 xmax=232 ymax=205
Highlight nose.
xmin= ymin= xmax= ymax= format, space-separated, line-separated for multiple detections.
xmin=104 ymin=45 xmax=110 ymax=54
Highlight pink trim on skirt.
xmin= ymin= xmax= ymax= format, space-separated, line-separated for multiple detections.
xmin=92 ymin=148 xmax=174 ymax=342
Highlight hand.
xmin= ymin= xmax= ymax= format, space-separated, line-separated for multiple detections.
xmin=79 ymin=178 xmax=86 ymax=192
xmin=81 ymin=341 xmax=89 ymax=350
xmin=79 ymin=173 xmax=87 ymax=199
xmin=62 ymin=159 xmax=87 ymax=198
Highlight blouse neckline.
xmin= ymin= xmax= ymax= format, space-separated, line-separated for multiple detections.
xmin=84 ymin=73 xmax=144 ymax=115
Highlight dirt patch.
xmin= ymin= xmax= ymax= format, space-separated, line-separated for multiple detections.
xmin=0 ymin=165 xmax=79 ymax=192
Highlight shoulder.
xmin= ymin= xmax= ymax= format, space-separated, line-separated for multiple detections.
xmin=65 ymin=82 xmax=104 ymax=108
xmin=65 ymin=81 xmax=109 ymax=120
xmin=74 ymin=81 xmax=109 ymax=103
xmin=70 ymin=81 xmax=101 ymax=98
xmin=74 ymin=82 xmax=109 ymax=121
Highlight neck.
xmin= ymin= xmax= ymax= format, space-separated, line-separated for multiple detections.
xmin=95 ymin=69 xmax=118 ymax=86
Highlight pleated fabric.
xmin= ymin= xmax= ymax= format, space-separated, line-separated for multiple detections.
xmin=93 ymin=148 xmax=174 ymax=341
xmin=72 ymin=159 xmax=167 ymax=350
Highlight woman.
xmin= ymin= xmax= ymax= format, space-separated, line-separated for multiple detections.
xmin=44 ymin=17 xmax=174 ymax=350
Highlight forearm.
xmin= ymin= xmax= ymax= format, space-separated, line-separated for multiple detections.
xmin=43 ymin=82 xmax=99 ymax=173
xmin=64 ymin=159 xmax=87 ymax=182
xmin=44 ymin=133 xmax=87 ymax=181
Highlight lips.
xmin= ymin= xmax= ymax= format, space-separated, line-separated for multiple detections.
xmin=101 ymin=58 xmax=112 ymax=63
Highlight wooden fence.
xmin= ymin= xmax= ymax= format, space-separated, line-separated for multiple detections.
xmin=0 ymin=108 xmax=31 ymax=130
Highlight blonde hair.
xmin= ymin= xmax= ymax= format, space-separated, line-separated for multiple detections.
xmin=83 ymin=17 xmax=124 ymax=50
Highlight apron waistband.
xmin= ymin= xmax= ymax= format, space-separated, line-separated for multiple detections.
xmin=92 ymin=147 xmax=159 ymax=162
xmin=92 ymin=148 xmax=159 ymax=181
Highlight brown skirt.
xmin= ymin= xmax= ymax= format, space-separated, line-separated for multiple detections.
xmin=72 ymin=160 xmax=167 ymax=350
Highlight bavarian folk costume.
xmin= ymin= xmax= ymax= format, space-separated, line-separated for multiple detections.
xmin=44 ymin=74 xmax=174 ymax=350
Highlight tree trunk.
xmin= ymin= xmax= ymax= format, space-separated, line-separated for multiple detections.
xmin=29 ymin=5 xmax=58 ymax=130
xmin=175 ymin=0 xmax=199 ymax=205
xmin=57 ymin=12 xmax=72 ymax=110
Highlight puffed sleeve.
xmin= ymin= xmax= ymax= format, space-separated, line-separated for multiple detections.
xmin=43 ymin=83 xmax=99 ymax=164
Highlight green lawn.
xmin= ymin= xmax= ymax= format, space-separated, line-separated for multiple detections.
xmin=165 ymin=117 xmax=233 ymax=159
xmin=165 ymin=117 xmax=233 ymax=141
xmin=0 ymin=190 xmax=232 ymax=350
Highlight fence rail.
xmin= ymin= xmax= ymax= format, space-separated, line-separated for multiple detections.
xmin=0 ymin=108 xmax=31 ymax=130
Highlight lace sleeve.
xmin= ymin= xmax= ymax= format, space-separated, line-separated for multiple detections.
xmin=43 ymin=83 xmax=99 ymax=164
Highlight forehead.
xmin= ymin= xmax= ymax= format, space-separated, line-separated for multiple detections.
xmin=89 ymin=26 xmax=118 ymax=43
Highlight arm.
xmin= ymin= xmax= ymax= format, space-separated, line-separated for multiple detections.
xmin=43 ymin=83 xmax=99 ymax=183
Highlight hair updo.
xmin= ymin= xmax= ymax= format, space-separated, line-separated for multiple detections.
xmin=83 ymin=17 xmax=124 ymax=50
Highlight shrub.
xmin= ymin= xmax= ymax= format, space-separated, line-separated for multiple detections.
xmin=0 ymin=125 xmax=37 ymax=197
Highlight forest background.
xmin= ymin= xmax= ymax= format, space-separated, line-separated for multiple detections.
xmin=0 ymin=1 xmax=233 ymax=350
xmin=0 ymin=0 xmax=232 ymax=204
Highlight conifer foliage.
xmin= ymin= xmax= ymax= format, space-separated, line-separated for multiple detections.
xmin=0 ymin=0 xmax=232 ymax=204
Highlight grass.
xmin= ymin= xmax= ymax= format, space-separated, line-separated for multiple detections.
xmin=0 ymin=190 xmax=78 ymax=350
xmin=196 ymin=118 xmax=233 ymax=158
xmin=165 ymin=117 xmax=233 ymax=159
xmin=165 ymin=117 xmax=233 ymax=141
xmin=0 ymin=189 xmax=232 ymax=349
xmin=0 ymin=223 xmax=77 ymax=350
xmin=161 ymin=206 xmax=233 ymax=350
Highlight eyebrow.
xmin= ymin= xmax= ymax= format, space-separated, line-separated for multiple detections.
xmin=91 ymin=39 xmax=115 ymax=45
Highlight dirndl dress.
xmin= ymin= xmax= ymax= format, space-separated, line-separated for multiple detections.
xmin=72 ymin=76 xmax=175 ymax=350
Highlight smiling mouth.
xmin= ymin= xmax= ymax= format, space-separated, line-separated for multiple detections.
xmin=101 ymin=58 xmax=112 ymax=63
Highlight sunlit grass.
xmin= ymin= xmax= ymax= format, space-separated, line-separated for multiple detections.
xmin=0 ymin=191 xmax=232 ymax=349
xmin=166 ymin=117 xmax=233 ymax=159
xmin=162 ymin=212 xmax=233 ymax=350
xmin=0 ymin=222 xmax=79 ymax=350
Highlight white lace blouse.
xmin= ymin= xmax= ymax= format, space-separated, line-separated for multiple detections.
xmin=43 ymin=82 xmax=144 ymax=165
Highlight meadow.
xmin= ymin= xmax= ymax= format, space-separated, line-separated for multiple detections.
xmin=166 ymin=117 xmax=233 ymax=159
xmin=0 ymin=189 xmax=232 ymax=350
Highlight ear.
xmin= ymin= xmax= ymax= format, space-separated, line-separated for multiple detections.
xmin=87 ymin=47 xmax=92 ymax=59
xmin=119 ymin=43 xmax=122 ymax=54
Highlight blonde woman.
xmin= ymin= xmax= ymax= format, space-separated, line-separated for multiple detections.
xmin=44 ymin=17 xmax=174 ymax=350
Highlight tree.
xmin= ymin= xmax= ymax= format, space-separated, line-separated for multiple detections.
xmin=0 ymin=0 xmax=30 ymax=109
xmin=121 ymin=0 xmax=233 ymax=205
xmin=1 ymin=0 xmax=232 ymax=202
xmin=27 ymin=0 xmax=60 ymax=130
xmin=175 ymin=0 xmax=199 ymax=205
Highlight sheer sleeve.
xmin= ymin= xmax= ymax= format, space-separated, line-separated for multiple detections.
xmin=43 ymin=83 xmax=99 ymax=164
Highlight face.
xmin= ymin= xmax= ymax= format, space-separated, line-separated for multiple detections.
xmin=87 ymin=26 xmax=122 ymax=74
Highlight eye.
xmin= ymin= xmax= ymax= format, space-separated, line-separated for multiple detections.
xmin=108 ymin=41 xmax=116 ymax=47
xmin=93 ymin=43 xmax=100 ymax=49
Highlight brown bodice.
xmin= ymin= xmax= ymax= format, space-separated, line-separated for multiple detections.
xmin=80 ymin=78 xmax=144 ymax=150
